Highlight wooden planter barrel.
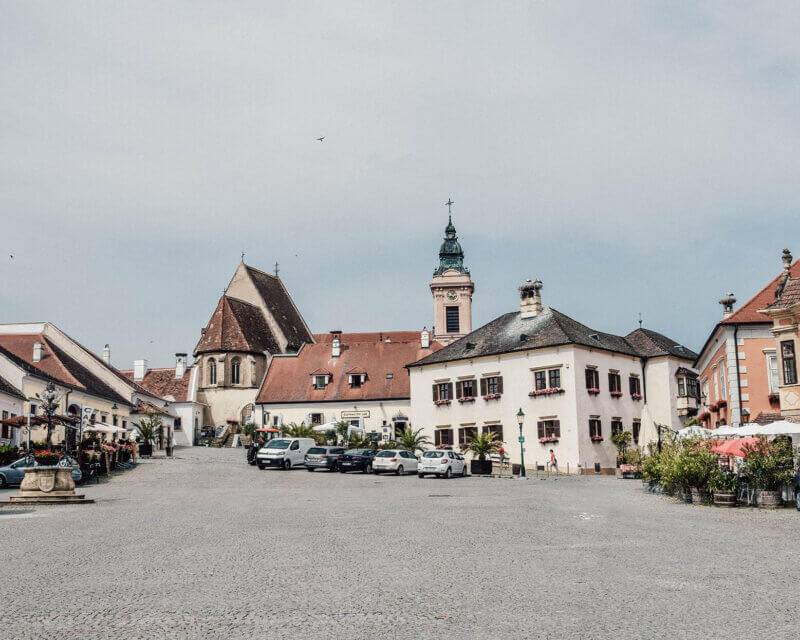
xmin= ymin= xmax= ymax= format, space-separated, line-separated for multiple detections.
xmin=757 ymin=490 xmax=782 ymax=509
xmin=713 ymin=491 xmax=737 ymax=508
xmin=690 ymin=488 xmax=710 ymax=504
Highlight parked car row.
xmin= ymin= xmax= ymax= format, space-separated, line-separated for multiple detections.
xmin=251 ymin=438 xmax=469 ymax=478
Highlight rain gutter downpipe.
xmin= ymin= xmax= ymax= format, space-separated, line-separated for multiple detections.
xmin=733 ymin=324 xmax=743 ymax=426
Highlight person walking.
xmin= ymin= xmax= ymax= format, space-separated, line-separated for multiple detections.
xmin=548 ymin=448 xmax=558 ymax=474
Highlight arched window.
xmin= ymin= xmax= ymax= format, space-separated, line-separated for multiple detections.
xmin=208 ymin=358 xmax=217 ymax=385
xmin=67 ymin=404 xmax=80 ymax=416
xmin=231 ymin=357 xmax=241 ymax=385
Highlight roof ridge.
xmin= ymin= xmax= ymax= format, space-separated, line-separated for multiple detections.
xmin=244 ymin=263 xmax=278 ymax=281
xmin=42 ymin=336 xmax=83 ymax=389
xmin=224 ymin=295 xmax=261 ymax=309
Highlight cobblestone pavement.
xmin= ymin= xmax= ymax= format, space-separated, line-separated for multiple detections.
xmin=1 ymin=447 xmax=798 ymax=639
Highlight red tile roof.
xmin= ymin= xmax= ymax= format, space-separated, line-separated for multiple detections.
xmin=195 ymin=296 xmax=280 ymax=355
xmin=119 ymin=367 xmax=192 ymax=402
xmin=721 ymin=258 xmax=800 ymax=324
xmin=0 ymin=334 xmax=129 ymax=405
xmin=257 ymin=332 xmax=442 ymax=404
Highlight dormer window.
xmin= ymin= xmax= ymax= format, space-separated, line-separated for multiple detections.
xmin=349 ymin=374 xmax=366 ymax=388
xmin=314 ymin=375 xmax=329 ymax=390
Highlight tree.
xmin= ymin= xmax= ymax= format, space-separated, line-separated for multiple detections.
xmin=134 ymin=413 xmax=162 ymax=445
xmin=610 ymin=430 xmax=633 ymax=464
xmin=396 ymin=428 xmax=431 ymax=454
xmin=462 ymin=431 xmax=501 ymax=461
xmin=285 ymin=422 xmax=316 ymax=439
xmin=242 ymin=423 xmax=257 ymax=439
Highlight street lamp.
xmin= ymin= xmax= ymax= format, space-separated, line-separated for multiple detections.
xmin=516 ymin=408 xmax=526 ymax=478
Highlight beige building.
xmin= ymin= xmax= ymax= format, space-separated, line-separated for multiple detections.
xmin=430 ymin=216 xmax=474 ymax=345
xmin=191 ymin=262 xmax=314 ymax=429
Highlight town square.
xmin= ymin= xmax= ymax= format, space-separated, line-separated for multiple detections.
xmin=3 ymin=3 xmax=800 ymax=639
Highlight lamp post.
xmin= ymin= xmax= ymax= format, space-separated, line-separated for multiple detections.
xmin=516 ymin=408 xmax=526 ymax=478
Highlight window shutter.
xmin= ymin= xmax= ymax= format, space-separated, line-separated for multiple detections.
xmin=480 ymin=378 xmax=487 ymax=396
xmin=455 ymin=381 xmax=462 ymax=398
xmin=585 ymin=369 xmax=592 ymax=388
xmin=432 ymin=384 xmax=439 ymax=401
xmin=497 ymin=376 xmax=504 ymax=394
xmin=537 ymin=421 xmax=544 ymax=439
xmin=448 ymin=382 xmax=454 ymax=400
xmin=553 ymin=420 xmax=560 ymax=438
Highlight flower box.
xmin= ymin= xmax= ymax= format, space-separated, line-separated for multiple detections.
xmin=434 ymin=399 xmax=451 ymax=406
xmin=631 ymin=393 xmax=642 ymax=401
xmin=717 ymin=399 xmax=727 ymax=408
xmin=457 ymin=396 xmax=476 ymax=403
xmin=528 ymin=387 xmax=565 ymax=398
xmin=483 ymin=393 xmax=502 ymax=401
xmin=610 ymin=391 xmax=623 ymax=398
xmin=591 ymin=436 xmax=604 ymax=442
xmin=539 ymin=436 xmax=559 ymax=444
xmin=710 ymin=403 xmax=720 ymax=413
xmin=698 ymin=411 xmax=710 ymax=421
xmin=587 ymin=388 xmax=600 ymax=395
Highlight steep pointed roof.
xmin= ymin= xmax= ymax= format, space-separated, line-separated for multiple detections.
xmin=721 ymin=257 xmax=800 ymax=324
xmin=244 ymin=265 xmax=313 ymax=349
xmin=434 ymin=217 xmax=468 ymax=276
xmin=625 ymin=328 xmax=697 ymax=360
xmin=195 ymin=296 xmax=280 ymax=355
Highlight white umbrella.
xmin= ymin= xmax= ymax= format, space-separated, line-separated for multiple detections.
xmin=84 ymin=423 xmax=126 ymax=435
xmin=741 ymin=420 xmax=800 ymax=436
xmin=676 ymin=425 xmax=713 ymax=439
xmin=312 ymin=421 xmax=339 ymax=433
xmin=709 ymin=425 xmax=739 ymax=437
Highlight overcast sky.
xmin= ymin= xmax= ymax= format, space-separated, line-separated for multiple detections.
xmin=2 ymin=2 xmax=799 ymax=368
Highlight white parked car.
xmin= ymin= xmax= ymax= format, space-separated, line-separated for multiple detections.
xmin=418 ymin=449 xmax=467 ymax=478
xmin=372 ymin=449 xmax=419 ymax=475
xmin=256 ymin=438 xmax=315 ymax=470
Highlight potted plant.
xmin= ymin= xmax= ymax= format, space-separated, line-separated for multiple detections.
xmin=709 ymin=469 xmax=738 ymax=507
xmin=462 ymin=431 xmax=501 ymax=475
xmin=610 ymin=430 xmax=632 ymax=468
xmin=740 ymin=437 xmax=793 ymax=508
xmin=396 ymin=428 xmax=432 ymax=455
xmin=134 ymin=414 xmax=162 ymax=457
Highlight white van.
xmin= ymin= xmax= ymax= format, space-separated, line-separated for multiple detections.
xmin=256 ymin=438 xmax=315 ymax=470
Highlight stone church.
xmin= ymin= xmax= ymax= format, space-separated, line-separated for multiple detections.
xmin=193 ymin=262 xmax=314 ymax=428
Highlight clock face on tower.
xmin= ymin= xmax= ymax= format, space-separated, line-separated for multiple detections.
xmin=446 ymin=290 xmax=458 ymax=301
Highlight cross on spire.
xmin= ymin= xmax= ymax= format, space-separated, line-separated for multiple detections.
xmin=274 ymin=261 xmax=280 ymax=277
xmin=445 ymin=198 xmax=454 ymax=219
xmin=241 ymin=251 xmax=245 ymax=262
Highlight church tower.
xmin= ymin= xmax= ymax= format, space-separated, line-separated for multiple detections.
xmin=430 ymin=211 xmax=474 ymax=345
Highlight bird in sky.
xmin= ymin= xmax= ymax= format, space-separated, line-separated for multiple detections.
xmin=316 ymin=136 xmax=325 ymax=142
xmin=9 ymin=255 xmax=13 ymax=259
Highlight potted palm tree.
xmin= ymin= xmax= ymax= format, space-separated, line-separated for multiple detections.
xmin=396 ymin=428 xmax=431 ymax=455
xmin=463 ymin=432 xmax=501 ymax=475
xmin=134 ymin=414 xmax=161 ymax=458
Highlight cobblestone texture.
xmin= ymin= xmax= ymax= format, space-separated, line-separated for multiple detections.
xmin=1 ymin=447 xmax=798 ymax=639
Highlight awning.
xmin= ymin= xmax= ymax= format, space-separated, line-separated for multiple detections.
xmin=676 ymin=425 xmax=713 ymax=439
xmin=711 ymin=437 xmax=761 ymax=458
xmin=312 ymin=421 xmax=340 ymax=433
xmin=737 ymin=420 xmax=800 ymax=437
xmin=84 ymin=423 xmax=127 ymax=435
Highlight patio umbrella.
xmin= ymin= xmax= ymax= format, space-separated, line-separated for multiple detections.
xmin=676 ymin=425 xmax=713 ymax=439
xmin=709 ymin=425 xmax=739 ymax=437
xmin=312 ymin=422 xmax=339 ymax=433
xmin=711 ymin=437 xmax=761 ymax=458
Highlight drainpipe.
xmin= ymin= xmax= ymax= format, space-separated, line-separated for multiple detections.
xmin=640 ymin=357 xmax=648 ymax=404
xmin=733 ymin=324 xmax=743 ymax=425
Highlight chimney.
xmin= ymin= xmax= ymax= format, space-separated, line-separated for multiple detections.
xmin=175 ymin=353 xmax=187 ymax=378
xmin=421 ymin=328 xmax=430 ymax=349
xmin=519 ymin=279 xmax=543 ymax=319
xmin=718 ymin=293 xmax=736 ymax=319
xmin=33 ymin=342 xmax=43 ymax=363
xmin=782 ymin=248 xmax=793 ymax=273
xmin=102 ymin=344 xmax=111 ymax=365
xmin=331 ymin=330 xmax=342 ymax=357
xmin=776 ymin=249 xmax=793 ymax=300
xmin=133 ymin=359 xmax=148 ymax=381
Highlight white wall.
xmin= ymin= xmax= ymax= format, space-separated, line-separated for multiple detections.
xmin=0 ymin=391 xmax=23 ymax=446
xmin=256 ymin=399 xmax=411 ymax=435
xmin=410 ymin=345 xmax=650 ymax=472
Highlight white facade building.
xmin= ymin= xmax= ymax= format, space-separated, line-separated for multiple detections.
xmin=409 ymin=281 xmax=698 ymax=473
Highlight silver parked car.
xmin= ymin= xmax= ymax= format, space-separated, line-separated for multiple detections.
xmin=304 ymin=446 xmax=345 ymax=471
xmin=0 ymin=456 xmax=82 ymax=488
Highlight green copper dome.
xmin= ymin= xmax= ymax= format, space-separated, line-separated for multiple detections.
xmin=434 ymin=216 xmax=469 ymax=275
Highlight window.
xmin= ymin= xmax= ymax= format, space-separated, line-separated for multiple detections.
xmin=122 ymin=420 xmax=127 ymax=430
xmin=767 ymin=352 xmax=780 ymax=393
xmin=310 ymin=413 xmax=323 ymax=426
xmin=433 ymin=382 xmax=453 ymax=402
xmin=678 ymin=378 xmax=686 ymax=396
xmin=1 ymin=410 xmax=8 ymax=439
xmin=230 ymin=357 xmax=241 ymax=385
xmin=480 ymin=376 xmax=503 ymax=396
xmin=445 ymin=306 xmax=460 ymax=333
xmin=458 ymin=426 xmax=477 ymax=447
xmin=718 ymin=362 xmax=726 ymax=399
xmin=549 ymin=369 xmax=561 ymax=389
xmin=113 ymin=415 xmax=118 ymax=426
xmin=585 ymin=368 xmax=599 ymax=390
xmin=537 ymin=420 xmax=560 ymax=439
xmin=435 ymin=428 xmax=454 ymax=447
xmin=589 ymin=418 xmax=602 ymax=439
xmin=534 ymin=371 xmax=547 ymax=391
xmin=314 ymin=375 xmax=328 ymax=390
xmin=608 ymin=372 xmax=621 ymax=394
xmin=611 ymin=419 xmax=623 ymax=436
xmin=290 ymin=441 xmax=299 ymax=450
xmin=629 ymin=376 xmax=641 ymax=397
xmin=174 ymin=417 xmax=182 ymax=431
xmin=782 ymin=341 xmax=797 ymax=385
xmin=349 ymin=374 xmax=364 ymax=388
xmin=29 ymin=404 xmax=38 ymax=416
xmin=208 ymin=359 xmax=217 ymax=385
xmin=482 ymin=424 xmax=504 ymax=441
xmin=685 ymin=378 xmax=700 ymax=399
xmin=632 ymin=420 xmax=641 ymax=444
xmin=456 ymin=379 xmax=476 ymax=398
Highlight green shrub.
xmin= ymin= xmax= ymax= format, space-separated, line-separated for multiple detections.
xmin=740 ymin=437 xmax=794 ymax=491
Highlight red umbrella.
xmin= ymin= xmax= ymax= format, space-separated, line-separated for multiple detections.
xmin=711 ymin=437 xmax=761 ymax=458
